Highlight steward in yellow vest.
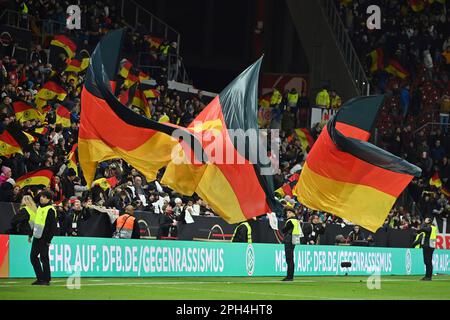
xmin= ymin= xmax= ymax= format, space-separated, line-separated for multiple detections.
xmin=315 ymin=87 xmax=330 ymax=108
xmin=30 ymin=191 xmax=57 ymax=286
xmin=282 ymin=208 xmax=302 ymax=281
xmin=417 ymin=217 xmax=438 ymax=281
xmin=330 ymin=90 xmax=342 ymax=108
xmin=287 ymin=88 xmax=299 ymax=108
xmin=231 ymin=221 xmax=253 ymax=243
xmin=270 ymin=89 xmax=282 ymax=105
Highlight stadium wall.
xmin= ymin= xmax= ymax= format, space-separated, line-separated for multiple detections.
xmin=3 ymin=235 xmax=449 ymax=278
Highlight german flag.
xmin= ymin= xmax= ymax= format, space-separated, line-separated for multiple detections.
xmin=385 ymin=59 xmax=409 ymax=79
xmin=23 ymin=131 xmax=36 ymax=144
xmin=65 ymin=50 xmax=90 ymax=73
xmin=293 ymin=96 xmax=421 ymax=232
xmin=295 ymin=128 xmax=315 ymax=152
xmin=144 ymin=35 xmax=163 ymax=49
xmin=275 ymin=173 xmax=300 ymax=198
xmin=79 ymin=29 xmax=196 ymax=187
xmin=13 ymin=101 xmax=41 ymax=123
xmin=55 ymin=105 xmax=71 ymax=128
xmin=161 ymin=57 xmax=279 ymax=223
xmin=35 ymin=81 xmax=67 ymax=105
xmin=441 ymin=187 xmax=450 ymax=198
xmin=67 ymin=143 xmax=78 ymax=176
xmin=139 ymin=71 xmax=150 ymax=82
xmin=429 ymin=171 xmax=442 ymax=188
xmin=34 ymin=127 xmax=48 ymax=136
xmin=368 ymin=48 xmax=384 ymax=73
xmin=16 ymin=169 xmax=54 ymax=188
xmin=0 ymin=130 xmax=22 ymax=157
xmin=50 ymin=35 xmax=77 ymax=59
xmin=93 ymin=176 xmax=118 ymax=191
xmin=119 ymin=59 xmax=133 ymax=79
xmin=144 ymin=89 xmax=160 ymax=99
xmin=131 ymin=86 xmax=151 ymax=117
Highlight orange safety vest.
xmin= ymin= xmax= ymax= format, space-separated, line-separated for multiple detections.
xmin=115 ymin=214 xmax=136 ymax=239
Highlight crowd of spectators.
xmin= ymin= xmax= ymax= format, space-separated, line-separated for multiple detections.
xmin=0 ymin=1 xmax=448 ymax=244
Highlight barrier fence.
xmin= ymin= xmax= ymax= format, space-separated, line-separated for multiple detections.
xmin=1 ymin=235 xmax=449 ymax=278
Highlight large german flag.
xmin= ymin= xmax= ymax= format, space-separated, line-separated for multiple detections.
xmin=161 ymin=57 xmax=278 ymax=223
xmin=16 ymin=169 xmax=54 ymax=188
xmin=13 ymin=100 xmax=41 ymax=123
xmin=293 ymin=96 xmax=421 ymax=232
xmin=79 ymin=29 xmax=202 ymax=187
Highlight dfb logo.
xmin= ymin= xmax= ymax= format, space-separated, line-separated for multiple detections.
xmin=366 ymin=5 xmax=381 ymax=30
xmin=66 ymin=5 xmax=81 ymax=30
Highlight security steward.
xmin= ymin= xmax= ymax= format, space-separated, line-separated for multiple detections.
xmin=417 ymin=217 xmax=438 ymax=281
xmin=282 ymin=208 xmax=302 ymax=281
xmin=231 ymin=219 xmax=253 ymax=243
xmin=113 ymin=205 xmax=140 ymax=239
xmin=29 ymin=191 xmax=57 ymax=286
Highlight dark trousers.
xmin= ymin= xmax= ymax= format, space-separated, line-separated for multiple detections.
xmin=30 ymin=238 xmax=51 ymax=282
xmin=285 ymin=244 xmax=295 ymax=279
xmin=423 ymin=247 xmax=435 ymax=279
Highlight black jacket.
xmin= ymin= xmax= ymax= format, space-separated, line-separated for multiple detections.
xmin=38 ymin=206 xmax=58 ymax=243
xmin=61 ymin=177 xmax=75 ymax=198
xmin=282 ymin=219 xmax=295 ymax=245
xmin=8 ymin=207 xmax=32 ymax=235
xmin=232 ymin=223 xmax=251 ymax=243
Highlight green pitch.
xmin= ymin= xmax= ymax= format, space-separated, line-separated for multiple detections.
xmin=0 ymin=276 xmax=449 ymax=300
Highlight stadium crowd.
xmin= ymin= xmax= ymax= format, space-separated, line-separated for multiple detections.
xmin=0 ymin=0 xmax=448 ymax=243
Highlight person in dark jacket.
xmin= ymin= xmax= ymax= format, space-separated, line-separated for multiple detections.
xmin=158 ymin=204 xmax=175 ymax=239
xmin=282 ymin=208 xmax=300 ymax=281
xmin=347 ymin=225 xmax=366 ymax=244
xmin=65 ymin=198 xmax=88 ymax=236
xmin=61 ymin=168 xmax=77 ymax=199
xmin=417 ymin=217 xmax=438 ymax=281
xmin=8 ymin=195 xmax=37 ymax=235
xmin=231 ymin=220 xmax=253 ymax=243
xmin=29 ymin=190 xmax=57 ymax=286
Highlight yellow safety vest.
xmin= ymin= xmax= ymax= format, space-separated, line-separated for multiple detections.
xmin=414 ymin=232 xmax=425 ymax=248
xmin=287 ymin=218 xmax=301 ymax=235
xmin=33 ymin=205 xmax=56 ymax=239
xmin=22 ymin=205 xmax=36 ymax=230
xmin=430 ymin=225 xmax=437 ymax=248
xmin=231 ymin=222 xmax=252 ymax=243
xmin=22 ymin=3 xmax=29 ymax=14
xmin=287 ymin=92 xmax=299 ymax=105
xmin=160 ymin=45 xmax=169 ymax=56
xmin=270 ymin=90 xmax=282 ymax=105
xmin=331 ymin=95 xmax=342 ymax=108
xmin=316 ymin=89 xmax=330 ymax=108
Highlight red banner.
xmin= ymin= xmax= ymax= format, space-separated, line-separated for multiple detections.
xmin=0 ymin=235 xmax=9 ymax=278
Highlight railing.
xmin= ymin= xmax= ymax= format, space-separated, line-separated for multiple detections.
xmin=414 ymin=122 xmax=450 ymax=134
xmin=116 ymin=0 xmax=181 ymax=56
xmin=319 ymin=0 xmax=370 ymax=96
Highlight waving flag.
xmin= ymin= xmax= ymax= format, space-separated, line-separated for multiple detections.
xmin=65 ymin=50 xmax=90 ymax=73
xmin=275 ymin=173 xmax=300 ymax=198
xmin=429 ymin=171 xmax=442 ymax=188
xmin=385 ymin=59 xmax=409 ymax=79
xmin=368 ymin=48 xmax=384 ymax=73
xmin=295 ymin=128 xmax=315 ymax=151
xmin=0 ymin=130 xmax=22 ymax=156
xmin=79 ymin=29 xmax=200 ymax=187
xmin=293 ymin=96 xmax=421 ymax=232
xmin=67 ymin=143 xmax=78 ymax=176
xmin=16 ymin=169 xmax=54 ymax=188
xmin=35 ymin=80 xmax=67 ymax=108
xmin=13 ymin=101 xmax=41 ymax=123
xmin=161 ymin=57 xmax=278 ymax=223
xmin=50 ymin=35 xmax=77 ymax=59
xmin=93 ymin=176 xmax=118 ymax=191
xmin=55 ymin=105 xmax=71 ymax=128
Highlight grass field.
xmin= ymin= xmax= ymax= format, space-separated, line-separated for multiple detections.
xmin=0 ymin=275 xmax=449 ymax=300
